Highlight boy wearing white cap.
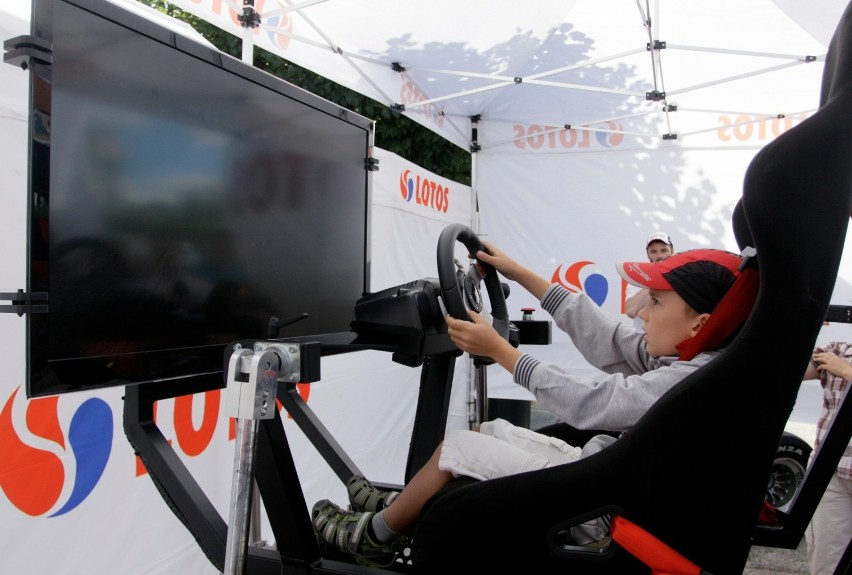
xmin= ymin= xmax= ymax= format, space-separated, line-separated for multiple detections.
xmin=624 ymin=231 xmax=674 ymax=328
xmin=311 ymin=243 xmax=757 ymax=567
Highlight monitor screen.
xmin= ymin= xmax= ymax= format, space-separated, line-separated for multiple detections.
xmin=25 ymin=0 xmax=373 ymax=397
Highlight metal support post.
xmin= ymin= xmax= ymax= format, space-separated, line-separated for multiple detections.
xmin=222 ymin=343 xmax=301 ymax=575
xmin=475 ymin=362 xmax=488 ymax=425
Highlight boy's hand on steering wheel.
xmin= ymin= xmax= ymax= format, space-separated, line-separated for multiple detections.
xmin=446 ymin=311 xmax=502 ymax=357
xmin=475 ymin=241 xmax=523 ymax=282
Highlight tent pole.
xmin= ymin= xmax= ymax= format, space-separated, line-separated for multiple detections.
xmin=239 ymin=0 xmax=258 ymax=65
xmin=470 ymin=115 xmax=480 ymax=235
xmin=241 ymin=27 xmax=254 ymax=64
xmin=468 ymin=117 xmax=482 ymax=430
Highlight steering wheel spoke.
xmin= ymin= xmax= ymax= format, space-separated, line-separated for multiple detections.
xmin=437 ymin=225 xmax=510 ymax=354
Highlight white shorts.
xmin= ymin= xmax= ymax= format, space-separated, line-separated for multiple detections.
xmin=438 ymin=418 xmax=583 ymax=481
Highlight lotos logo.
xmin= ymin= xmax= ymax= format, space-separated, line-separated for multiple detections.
xmin=399 ymin=169 xmax=450 ymax=213
xmin=0 ymin=387 xmax=112 ymax=517
xmin=716 ymin=113 xmax=809 ymax=143
xmin=134 ymin=385 xmax=312 ymax=477
xmin=513 ymin=121 xmax=625 ymax=150
xmin=551 ymin=261 xmax=608 ymax=306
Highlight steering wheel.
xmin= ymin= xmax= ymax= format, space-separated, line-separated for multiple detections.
xmin=437 ymin=224 xmax=510 ymax=352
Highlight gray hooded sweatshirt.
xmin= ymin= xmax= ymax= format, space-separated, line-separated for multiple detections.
xmin=513 ymin=284 xmax=720 ymax=456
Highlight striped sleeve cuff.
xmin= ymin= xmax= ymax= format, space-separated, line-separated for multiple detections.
xmin=513 ymin=354 xmax=541 ymax=390
xmin=541 ymin=284 xmax=569 ymax=314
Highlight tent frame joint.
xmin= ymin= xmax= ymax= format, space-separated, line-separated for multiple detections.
xmin=238 ymin=0 xmax=261 ymax=29
xmin=470 ymin=115 xmax=481 ymax=153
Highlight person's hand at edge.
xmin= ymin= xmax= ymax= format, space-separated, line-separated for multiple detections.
xmin=813 ymin=351 xmax=852 ymax=381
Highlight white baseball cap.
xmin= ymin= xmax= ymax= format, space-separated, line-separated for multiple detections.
xmin=646 ymin=232 xmax=673 ymax=247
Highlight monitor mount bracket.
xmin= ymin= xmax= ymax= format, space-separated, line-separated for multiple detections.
xmin=0 ymin=290 xmax=48 ymax=316
xmin=4 ymin=35 xmax=52 ymax=70
xmin=223 ymin=341 xmax=305 ymax=575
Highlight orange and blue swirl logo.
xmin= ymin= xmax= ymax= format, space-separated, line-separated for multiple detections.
xmin=400 ymin=169 xmax=415 ymax=201
xmin=551 ymin=261 xmax=608 ymax=306
xmin=595 ymin=121 xmax=625 ymax=148
xmin=0 ymin=388 xmax=112 ymax=517
xmin=399 ymin=169 xmax=449 ymax=213
xmin=265 ymin=8 xmax=293 ymax=50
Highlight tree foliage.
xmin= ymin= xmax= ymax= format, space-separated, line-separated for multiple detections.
xmin=140 ymin=1 xmax=471 ymax=185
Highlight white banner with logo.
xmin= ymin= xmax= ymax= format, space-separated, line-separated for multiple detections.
xmin=370 ymin=148 xmax=473 ymax=290
xmin=367 ymin=145 xmax=477 ymax=433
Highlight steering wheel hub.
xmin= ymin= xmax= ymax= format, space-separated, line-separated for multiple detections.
xmin=463 ymin=274 xmax=483 ymax=312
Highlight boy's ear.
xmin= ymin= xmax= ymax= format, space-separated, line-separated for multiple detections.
xmin=691 ymin=313 xmax=711 ymax=336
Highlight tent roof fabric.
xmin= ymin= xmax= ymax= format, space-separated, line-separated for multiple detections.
xmin=166 ymin=0 xmax=848 ymax=152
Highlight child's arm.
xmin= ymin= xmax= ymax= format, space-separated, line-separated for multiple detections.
xmin=802 ymin=361 xmax=820 ymax=380
xmin=475 ymin=241 xmax=551 ymax=301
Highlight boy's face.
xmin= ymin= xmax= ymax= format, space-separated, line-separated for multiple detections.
xmin=638 ymin=289 xmax=709 ymax=356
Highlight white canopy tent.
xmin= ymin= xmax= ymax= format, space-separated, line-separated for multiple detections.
xmin=166 ymin=0 xmax=844 ymax=153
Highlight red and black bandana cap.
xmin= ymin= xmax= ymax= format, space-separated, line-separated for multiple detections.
xmin=617 ymin=248 xmax=759 ymax=360
xmin=616 ymin=249 xmax=741 ymax=314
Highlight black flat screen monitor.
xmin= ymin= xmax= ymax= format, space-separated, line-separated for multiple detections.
xmin=23 ymin=0 xmax=373 ymax=398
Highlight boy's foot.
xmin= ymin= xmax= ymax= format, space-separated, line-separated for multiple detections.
xmin=311 ymin=499 xmax=404 ymax=567
xmin=346 ymin=475 xmax=400 ymax=512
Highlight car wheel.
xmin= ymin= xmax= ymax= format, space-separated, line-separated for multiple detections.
xmin=766 ymin=432 xmax=813 ymax=511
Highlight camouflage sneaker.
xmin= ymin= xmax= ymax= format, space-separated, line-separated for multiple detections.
xmin=346 ymin=475 xmax=400 ymax=512
xmin=311 ymin=499 xmax=405 ymax=568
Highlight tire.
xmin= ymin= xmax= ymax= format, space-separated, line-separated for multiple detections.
xmin=766 ymin=431 xmax=813 ymax=511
